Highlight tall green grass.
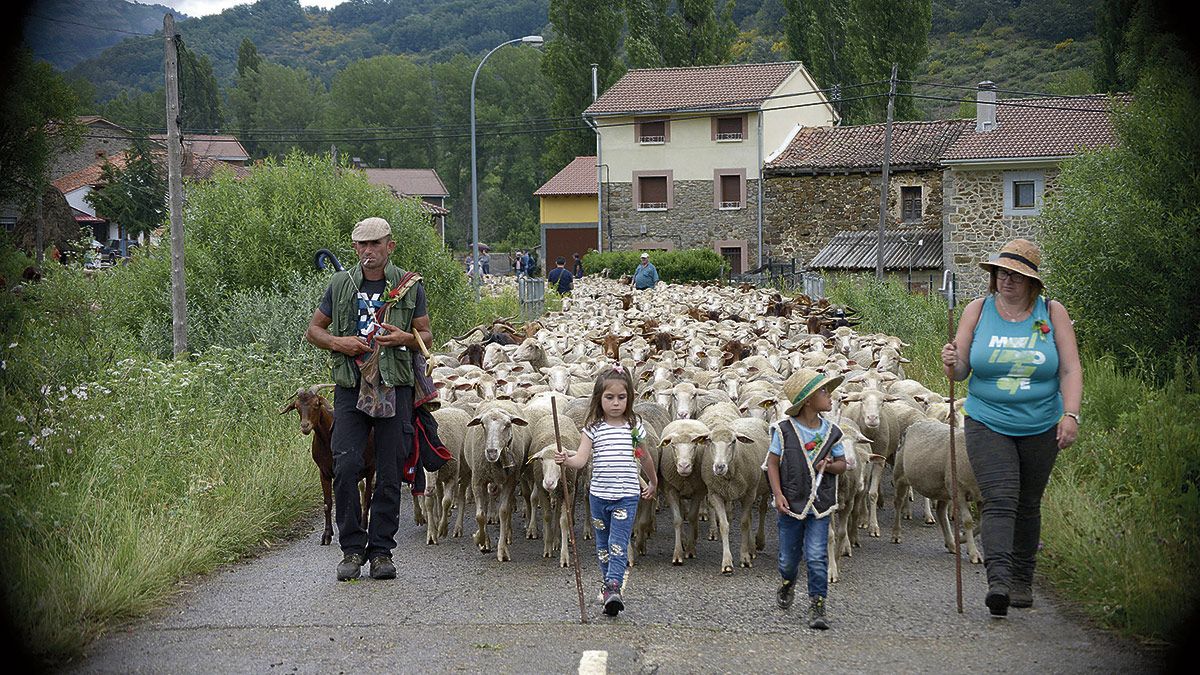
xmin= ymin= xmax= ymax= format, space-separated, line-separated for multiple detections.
xmin=823 ymin=277 xmax=1200 ymax=642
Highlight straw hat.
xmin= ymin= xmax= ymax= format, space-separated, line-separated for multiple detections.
xmin=978 ymin=238 xmax=1042 ymax=283
xmin=781 ymin=368 xmax=844 ymax=417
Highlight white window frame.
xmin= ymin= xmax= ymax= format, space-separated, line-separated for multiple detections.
xmin=1003 ymin=170 xmax=1045 ymax=216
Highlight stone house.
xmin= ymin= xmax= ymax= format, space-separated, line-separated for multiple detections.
xmin=49 ymin=116 xmax=138 ymax=181
xmin=533 ymin=155 xmax=598 ymax=271
xmin=942 ymin=84 xmax=1126 ymax=296
xmin=763 ymin=119 xmax=971 ymax=269
xmin=582 ymin=62 xmax=836 ymax=274
xmin=363 ymin=168 xmax=450 ymax=242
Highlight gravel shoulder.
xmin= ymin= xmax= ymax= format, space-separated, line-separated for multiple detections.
xmin=65 ymin=493 xmax=1162 ymax=673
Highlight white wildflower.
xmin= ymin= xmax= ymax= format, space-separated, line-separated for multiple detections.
xmin=16 ymin=414 xmax=25 ymax=423
xmin=28 ymin=437 xmax=37 ymax=447
xmin=41 ymin=428 xmax=52 ymax=437
xmin=41 ymin=385 xmax=50 ymax=396
xmin=7 ymin=342 xmax=16 ymax=348
xmin=49 ymin=482 xmax=59 ymax=488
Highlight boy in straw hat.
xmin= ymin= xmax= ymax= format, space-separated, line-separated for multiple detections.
xmin=765 ymin=368 xmax=848 ymax=630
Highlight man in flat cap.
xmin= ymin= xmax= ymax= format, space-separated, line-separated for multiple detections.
xmin=305 ymin=217 xmax=431 ymax=582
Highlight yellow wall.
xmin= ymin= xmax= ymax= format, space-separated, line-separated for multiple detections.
xmin=540 ymin=195 xmax=598 ymax=224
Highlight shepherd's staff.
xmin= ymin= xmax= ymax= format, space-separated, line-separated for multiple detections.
xmin=941 ymin=269 xmax=964 ymax=614
xmin=551 ymin=398 xmax=588 ymax=624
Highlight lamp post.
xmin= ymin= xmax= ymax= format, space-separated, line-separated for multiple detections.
xmin=471 ymin=34 xmax=544 ymax=298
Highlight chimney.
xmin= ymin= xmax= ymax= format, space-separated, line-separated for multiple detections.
xmin=976 ymin=81 xmax=997 ymax=132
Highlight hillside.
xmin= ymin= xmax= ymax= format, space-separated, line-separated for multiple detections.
xmin=20 ymin=0 xmax=183 ymax=70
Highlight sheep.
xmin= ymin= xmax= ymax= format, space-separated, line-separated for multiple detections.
xmin=522 ymin=394 xmax=583 ymax=566
xmin=658 ymin=419 xmax=712 ymax=565
xmin=891 ymin=419 xmax=983 ymax=564
xmin=700 ymin=417 xmax=770 ymax=573
xmin=280 ymin=385 xmax=373 ymax=547
xmin=839 ymin=387 xmax=908 ymax=537
xmin=464 ymin=400 xmax=531 ymax=562
xmin=422 ymin=406 xmax=471 ymax=545
xmin=824 ymin=417 xmax=882 ymax=583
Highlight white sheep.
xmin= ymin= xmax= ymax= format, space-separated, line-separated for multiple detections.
xmin=464 ymin=400 xmax=531 ymax=562
xmin=658 ymin=419 xmax=711 ymax=565
xmin=700 ymin=417 xmax=770 ymax=573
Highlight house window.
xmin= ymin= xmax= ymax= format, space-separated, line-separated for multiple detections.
xmin=1003 ymin=170 xmax=1045 ymax=216
xmin=636 ymin=119 xmax=668 ymax=144
xmin=1 ymin=218 xmax=15 ymax=233
xmin=721 ymin=247 xmax=743 ymax=274
xmin=634 ymin=171 xmax=672 ymax=211
xmin=713 ymin=115 xmax=745 ymax=141
xmin=901 ymin=186 xmax=922 ymax=222
xmin=713 ymin=169 xmax=746 ymax=210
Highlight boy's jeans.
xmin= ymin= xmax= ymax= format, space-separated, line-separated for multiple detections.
xmin=778 ymin=512 xmax=830 ymax=598
xmin=589 ymin=494 xmax=640 ymax=585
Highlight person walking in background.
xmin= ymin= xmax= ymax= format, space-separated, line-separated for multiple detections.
xmin=941 ymin=238 xmax=1082 ymax=617
xmin=573 ymin=252 xmax=584 ymax=279
xmin=479 ymin=250 xmax=490 ymax=275
xmin=305 ymin=217 xmax=432 ymax=582
xmin=632 ymin=252 xmax=658 ymax=290
xmin=547 ymin=256 xmax=573 ymax=295
xmin=765 ymin=368 xmax=848 ymax=630
xmin=523 ymin=250 xmax=535 ymax=276
xmin=514 ymin=250 xmax=525 ymax=276
xmin=555 ymin=365 xmax=657 ymax=617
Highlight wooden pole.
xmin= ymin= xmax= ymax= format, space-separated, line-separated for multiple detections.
xmin=876 ymin=63 xmax=898 ymax=281
xmin=552 ymin=398 xmax=587 ymax=623
xmin=942 ymin=270 xmax=964 ymax=613
xmin=164 ymin=13 xmax=188 ymax=358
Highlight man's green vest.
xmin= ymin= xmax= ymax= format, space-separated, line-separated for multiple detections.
xmin=328 ymin=262 xmax=417 ymax=388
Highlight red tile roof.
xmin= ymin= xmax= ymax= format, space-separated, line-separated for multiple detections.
xmin=584 ymin=62 xmax=803 ymax=116
xmin=151 ymin=133 xmax=250 ymax=162
xmin=943 ymin=94 xmax=1130 ymax=163
xmin=766 ymin=119 xmax=972 ymax=172
xmin=184 ymin=154 xmax=251 ymax=181
xmin=364 ymin=168 xmax=449 ymax=198
xmin=52 ymin=155 xmax=127 ymax=193
xmin=534 ymin=156 xmax=597 ymax=196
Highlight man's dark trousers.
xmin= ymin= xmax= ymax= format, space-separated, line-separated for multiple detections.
xmin=332 ymin=384 xmax=414 ymax=558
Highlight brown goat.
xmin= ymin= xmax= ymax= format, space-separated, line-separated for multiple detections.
xmin=281 ymin=386 xmax=375 ymax=546
xmin=591 ymin=333 xmax=635 ymax=360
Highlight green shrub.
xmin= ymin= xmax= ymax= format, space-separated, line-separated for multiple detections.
xmin=582 ymin=248 xmax=724 ymax=283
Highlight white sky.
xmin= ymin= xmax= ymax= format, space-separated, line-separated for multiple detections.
xmin=133 ymin=1 xmax=343 ymax=19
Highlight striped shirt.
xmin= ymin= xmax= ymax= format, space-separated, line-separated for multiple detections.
xmin=585 ymin=420 xmax=646 ymax=499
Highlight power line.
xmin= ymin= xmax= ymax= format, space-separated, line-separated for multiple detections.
xmin=901 ymin=79 xmax=1110 ymax=100
xmin=27 ymin=13 xmax=160 ymax=37
xmin=905 ymin=93 xmax=1123 ymax=114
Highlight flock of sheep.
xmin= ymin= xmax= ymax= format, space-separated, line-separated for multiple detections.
xmin=294 ymin=275 xmax=982 ymax=582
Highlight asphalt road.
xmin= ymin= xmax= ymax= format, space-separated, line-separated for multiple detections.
xmin=66 ymin=491 xmax=1161 ymax=674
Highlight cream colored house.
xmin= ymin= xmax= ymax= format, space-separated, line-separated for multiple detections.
xmin=583 ymin=62 xmax=836 ymax=272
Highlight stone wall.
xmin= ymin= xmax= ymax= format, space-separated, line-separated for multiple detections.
xmin=762 ymin=170 xmax=945 ymax=265
xmin=943 ymin=167 xmax=1060 ymax=298
xmin=604 ymin=179 xmax=761 ymax=262
xmin=50 ymin=127 xmax=135 ymax=180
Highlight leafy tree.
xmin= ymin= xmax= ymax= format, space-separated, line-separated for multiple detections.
xmin=177 ymin=40 xmax=224 ymax=132
xmin=676 ymin=0 xmax=737 ymax=65
xmin=228 ymin=62 xmax=327 ymax=158
xmin=625 ymin=0 xmax=680 ymax=68
xmin=0 ymin=48 xmax=83 ymax=207
xmin=85 ymin=138 xmax=167 ymax=241
xmin=1093 ymin=0 xmax=1138 ymax=92
xmin=1041 ymin=45 xmax=1200 ymax=376
xmin=236 ymin=37 xmax=262 ymax=78
xmin=625 ymin=0 xmax=735 ymax=68
xmin=541 ymin=0 xmax=625 ymax=173
xmin=847 ymin=0 xmax=931 ymax=121
xmin=782 ymin=0 xmax=855 ymax=116
xmin=99 ymin=88 xmax=167 ymax=132
xmin=323 ymin=54 xmax=435 ymax=170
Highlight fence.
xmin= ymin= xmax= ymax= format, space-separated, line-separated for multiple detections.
xmin=517 ymin=275 xmax=545 ymax=323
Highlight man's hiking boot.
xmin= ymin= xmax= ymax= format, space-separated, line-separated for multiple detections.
xmin=369 ymin=555 xmax=397 ymax=580
xmin=602 ymin=580 xmax=624 ymax=617
xmin=1009 ymin=582 xmax=1033 ymax=608
xmin=336 ymin=553 xmax=365 ymax=581
xmin=777 ymin=579 xmax=796 ymax=609
xmin=986 ymin=584 xmax=1010 ymax=617
xmin=808 ymin=595 xmax=829 ymax=630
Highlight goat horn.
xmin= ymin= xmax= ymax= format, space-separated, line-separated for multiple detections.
xmin=308 ymin=383 xmax=336 ymax=395
xmin=451 ymin=325 xmax=485 ymax=342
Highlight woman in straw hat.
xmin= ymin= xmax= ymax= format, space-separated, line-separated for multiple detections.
xmin=940 ymin=238 xmax=1082 ymax=617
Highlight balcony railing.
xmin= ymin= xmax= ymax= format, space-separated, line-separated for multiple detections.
xmin=638 ymin=135 xmax=666 ymax=144
xmin=716 ymin=132 xmax=743 ymax=141
xmin=637 ymin=202 xmax=668 ymax=210
xmin=719 ymin=201 xmax=742 ymax=209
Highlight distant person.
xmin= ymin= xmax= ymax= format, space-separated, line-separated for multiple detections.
xmin=464 ymin=254 xmax=475 ymax=277
xmin=941 ymin=238 xmax=1081 ymax=616
xmin=479 ymin=251 xmax=490 ymax=275
xmin=523 ymin=250 xmax=535 ymax=276
xmin=573 ymin=252 xmax=584 ymax=279
xmin=514 ymin=250 xmax=525 ymax=277
xmin=547 ymin=256 xmax=573 ymax=295
xmin=632 ymin=252 xmax=658 ymax=290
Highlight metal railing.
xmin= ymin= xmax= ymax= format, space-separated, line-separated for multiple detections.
xmin=517 ymin=275 xmax=545 ymax=322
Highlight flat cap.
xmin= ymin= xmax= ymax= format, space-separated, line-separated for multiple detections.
xmin=351 ymin=217 xmax=392 ymax=242
xmin=640 ymin=252 xmax=649 ymax=258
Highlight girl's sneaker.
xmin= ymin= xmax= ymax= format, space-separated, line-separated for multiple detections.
xmin=603 ymin=580 xmax=624 ymax=617
xmin=808 ymin=595 xmax=829 ymax=630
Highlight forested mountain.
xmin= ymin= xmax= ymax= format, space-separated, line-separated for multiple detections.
xmin=20 ymin=0 xmax=182 ymax=70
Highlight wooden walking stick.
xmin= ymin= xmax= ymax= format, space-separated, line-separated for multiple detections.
xmin=551 ymin=397 xmax=588 ymax=623
xmin=941 ymin=270 xmax=964 ymax=614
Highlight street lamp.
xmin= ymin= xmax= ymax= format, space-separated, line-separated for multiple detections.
xmin=471 ymin=34 xmax=544 ymax=298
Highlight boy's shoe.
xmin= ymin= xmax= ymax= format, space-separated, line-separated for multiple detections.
xmin=336 ymin=553 xmax=365 ymax=581
xmin=777 ymin=579 xmax=796 ymax=609
xmin=369 ymin=555 xmax=397 ymax=580
xmin=1009 ymin=583 xmax=1033 ymax=608
xmin=603 ymin=580 xmax=624 ymax=617
xmin=986 ymin=584 xmax=1010 ymax=617
xmin=808 ymin=595 xmax=829 ymax=630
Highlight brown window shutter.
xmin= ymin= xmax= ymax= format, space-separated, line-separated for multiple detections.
xmin=639 ymin=176 xmax=668 ymax=207
xmin=717 ymin=117 xmax=743 ymax=138
xmin=720 ymin=174 xmax=741 ymax=204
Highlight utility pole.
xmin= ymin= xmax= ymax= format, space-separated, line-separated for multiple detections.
xmin=876 ymin=63 xmax=898 ymax=281
xmin=165 ymin=13 xmax=188 ymax=357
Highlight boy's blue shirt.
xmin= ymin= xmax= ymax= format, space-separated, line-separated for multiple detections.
xmin=768 ymin=416 xmax=846 ymax=461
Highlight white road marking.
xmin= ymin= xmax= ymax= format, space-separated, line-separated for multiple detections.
xmin=578 ymin=650 xmax=607 ymax=675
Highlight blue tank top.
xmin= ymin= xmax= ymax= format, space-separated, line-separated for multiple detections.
xmin=965 ymin=295 xmax=1062 ymax=436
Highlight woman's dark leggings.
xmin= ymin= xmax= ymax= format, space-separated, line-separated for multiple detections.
xmin=963 ymin=418 xmax=1060 ymax=590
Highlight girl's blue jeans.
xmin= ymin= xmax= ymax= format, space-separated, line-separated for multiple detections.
xmin=777 ymin=512 xmax=830 ymax=598
xmin=589 ymin=493 xmax=640 ymax=585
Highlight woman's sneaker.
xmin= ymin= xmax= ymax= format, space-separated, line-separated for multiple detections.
xmin=777 ymin=579 xmax=796 ymax=609
xmin=1009 ymin=583 xmax=1033 ymax=608
xmin=986 ymin=584 xmax=1010 ymax=617
xmin=808 ymin=596 xmax=829 ymax=630
xmin=603 ymin=580 xmax=624 ymax=617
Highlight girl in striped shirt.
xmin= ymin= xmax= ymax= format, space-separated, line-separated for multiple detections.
xmin=555 ymin=365 xmax=657 ymax=617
